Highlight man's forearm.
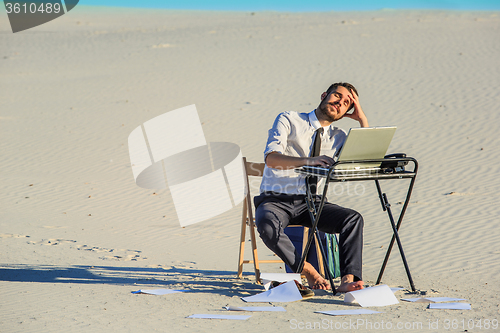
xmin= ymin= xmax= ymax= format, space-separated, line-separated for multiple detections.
xmin=358 ymin=116 xmax=369 ymax=128
xmin=265 ymin=153 xmax=309 ymax=170
xmin=265 ymin=152 xmax=335 ymax=169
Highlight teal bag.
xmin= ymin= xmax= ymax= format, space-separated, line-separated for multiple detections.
xmin=284 ymin=227 xmax=340 ymax=279
xmin=325 ymin=234 xmax=341 ymax=279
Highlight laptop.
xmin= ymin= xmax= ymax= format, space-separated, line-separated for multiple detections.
xmin=302 ymin=126 xmax=397 ymax=175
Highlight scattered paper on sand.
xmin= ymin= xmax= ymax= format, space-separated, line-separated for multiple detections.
xmin=344 ymin=285 xmax=399 ymax=307
xmin=187 ymin=314 xmax=251 ymax=320
xmin=260 ymin=272 xmax=301 ymax=290
xmin=132 ymin=289 xmax=184 ymax=295
xmin=241 ymin=280 xmax=302 ymax=303
xmin=316 ymin=309 xmax=383 ymax=316
xmin=224 ymin=306 xmax=286 ymax=312
xmin=428 ymin=303 xmax=471 ymax=310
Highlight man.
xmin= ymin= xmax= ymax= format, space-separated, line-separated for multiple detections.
xmin=254 ymin=82 xmax=368 ymax=292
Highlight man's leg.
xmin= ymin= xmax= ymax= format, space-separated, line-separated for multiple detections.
xmin=254 ymin=194 xmax=363 ymax=291
xmin=254 ymin=193 xmax=300 ymax=271
xmin=297 ymin=200 xmax=364 ymax=292
xmin=255 ymin=194 xmax=341 ymax=289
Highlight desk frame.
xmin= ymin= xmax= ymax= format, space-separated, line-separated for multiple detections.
xmin=296 ymin=157 xmax=418 ymax=293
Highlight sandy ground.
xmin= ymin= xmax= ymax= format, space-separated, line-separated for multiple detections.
xmin=1 ymin=6 xmax=500 ymax=332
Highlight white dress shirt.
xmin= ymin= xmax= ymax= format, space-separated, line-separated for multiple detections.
xmin=260 ymin=110 xmax=347 ymax=195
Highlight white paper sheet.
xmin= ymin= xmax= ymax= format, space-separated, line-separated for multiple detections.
xmin=132 ymin=289 xmax=184 ymax=295
xmin=428 ymin=303 xmax=471 ymax=310
xmin=260 ymin=273 xmax=301 ymax=291
xmin=224 ymin=306 xmax=286 ymax=312
xmin=241 ymin=280 xmax=303 ymax=303
xmin=316 ymin=309 xmax=383 ymax=316
xmin=402 ymin=297 xmax=467 ymax=303
xmin=187 ymin=314 xmax=251 ymax=320
xmin=344 ymin=284 xmax=399 ymax=307
xmin=390 ymin=287 xmax=404 ymax=293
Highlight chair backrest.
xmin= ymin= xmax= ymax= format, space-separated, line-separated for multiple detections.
xmin=243 ymin=157 xmax=264 ymax=197
xmin=244 ymin=159 xmax=265 ymax=177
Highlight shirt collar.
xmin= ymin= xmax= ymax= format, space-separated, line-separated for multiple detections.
xmin=309 ymin=110 xmax=324 ymax=131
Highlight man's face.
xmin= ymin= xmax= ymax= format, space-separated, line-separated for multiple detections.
xmin=317 ymin=86 xmax=353 ymax=122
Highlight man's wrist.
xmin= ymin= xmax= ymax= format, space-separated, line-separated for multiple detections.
xmin=358 ymin=115 xmax=369 ymax=127
xmin=358 ymin=112 xmax=368 ymax=127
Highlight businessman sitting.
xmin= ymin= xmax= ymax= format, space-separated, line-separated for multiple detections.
xmin=254 ymin=82 xmax=367 ymax=292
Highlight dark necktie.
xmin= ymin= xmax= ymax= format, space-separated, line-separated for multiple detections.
xmin=309 ymin=127 xmax=323 ymax=194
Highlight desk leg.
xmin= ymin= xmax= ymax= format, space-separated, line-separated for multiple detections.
xmin=378 ymin=190 xmax=416 ymax=292
xmin=375 ymin=179 xmax=417 ymax=292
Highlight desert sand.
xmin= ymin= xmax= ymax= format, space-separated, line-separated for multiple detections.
xmin=1 ymin=6 xmax=499 ymax=332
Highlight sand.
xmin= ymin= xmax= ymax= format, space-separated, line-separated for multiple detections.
xmin=1 ymin=6 xmax=499 ymax=332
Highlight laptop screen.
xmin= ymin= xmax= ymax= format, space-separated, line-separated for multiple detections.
xmin=337 ymin=126 xmax=397 ymax=161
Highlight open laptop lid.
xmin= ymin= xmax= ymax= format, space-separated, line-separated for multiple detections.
xmin=299 ymin=126 xmax=397 ymax=176
xmin=335 ymin=126 xmax=397 ymax=170
xmin=338 ymin=126 xmax=397 ymax=161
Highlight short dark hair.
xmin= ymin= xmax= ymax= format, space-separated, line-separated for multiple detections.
xmin=325 ymin=82 xmax=358 ymax=111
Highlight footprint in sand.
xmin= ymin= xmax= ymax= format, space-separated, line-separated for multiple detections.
xmin=76 ymin=244 xmax=114 ymax=252
xmin=77 ymin=245 xmax=144 ymax=261
xmin=12 ymin=235 xmax=146 ymax=261
xmin=26 ymin=238 xmax=77 ymax=246
xmin=0 ymin=233 xmax=30 ymax=239
xmin=41 ymin=239 xmax=77 ymax=246
xmin=99 ymin=252 xmax=143 ymax=261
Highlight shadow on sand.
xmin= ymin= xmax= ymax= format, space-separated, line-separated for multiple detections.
xmin=0 ymin=264 xmax=264 ymax=296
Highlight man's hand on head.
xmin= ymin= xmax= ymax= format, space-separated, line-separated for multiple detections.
xmin=342 ymin=89 xmax=369 ymax=128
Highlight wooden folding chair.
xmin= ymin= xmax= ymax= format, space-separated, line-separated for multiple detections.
xmin=237 ymin=157 xmax=325 ymax=283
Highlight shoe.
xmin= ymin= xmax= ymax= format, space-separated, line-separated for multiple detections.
xmin=269 ymin=280 xmax=315 ymax=299
xmin=293 ymin=280 xmax=315 ymax=299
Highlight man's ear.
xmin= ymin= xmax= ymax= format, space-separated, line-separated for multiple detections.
xmin=320 ymin=92 xmax=327 ymax=100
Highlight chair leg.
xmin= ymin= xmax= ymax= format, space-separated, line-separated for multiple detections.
xmin=248 ymin=216 xmax=261 ymax=282
xmin=237 ymin=199 xmax=248 ymax=278
xmin=302 ymin=227 xmax=309 ymax=257
xmin=301 ymin=227 xmax=325 ymax=277
xmin=313 ymin=233 xmax=325 ymax=277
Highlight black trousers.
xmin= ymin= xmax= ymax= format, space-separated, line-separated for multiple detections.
xmin=254 ymin=192 xmax=363 ymax=281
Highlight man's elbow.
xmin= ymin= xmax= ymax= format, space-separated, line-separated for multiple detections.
xmin=265 ymin=152 xmax=281 ymax=169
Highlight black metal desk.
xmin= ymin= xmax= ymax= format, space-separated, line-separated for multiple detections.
xmin=295 ymin=156 xmax=418 ymax=293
